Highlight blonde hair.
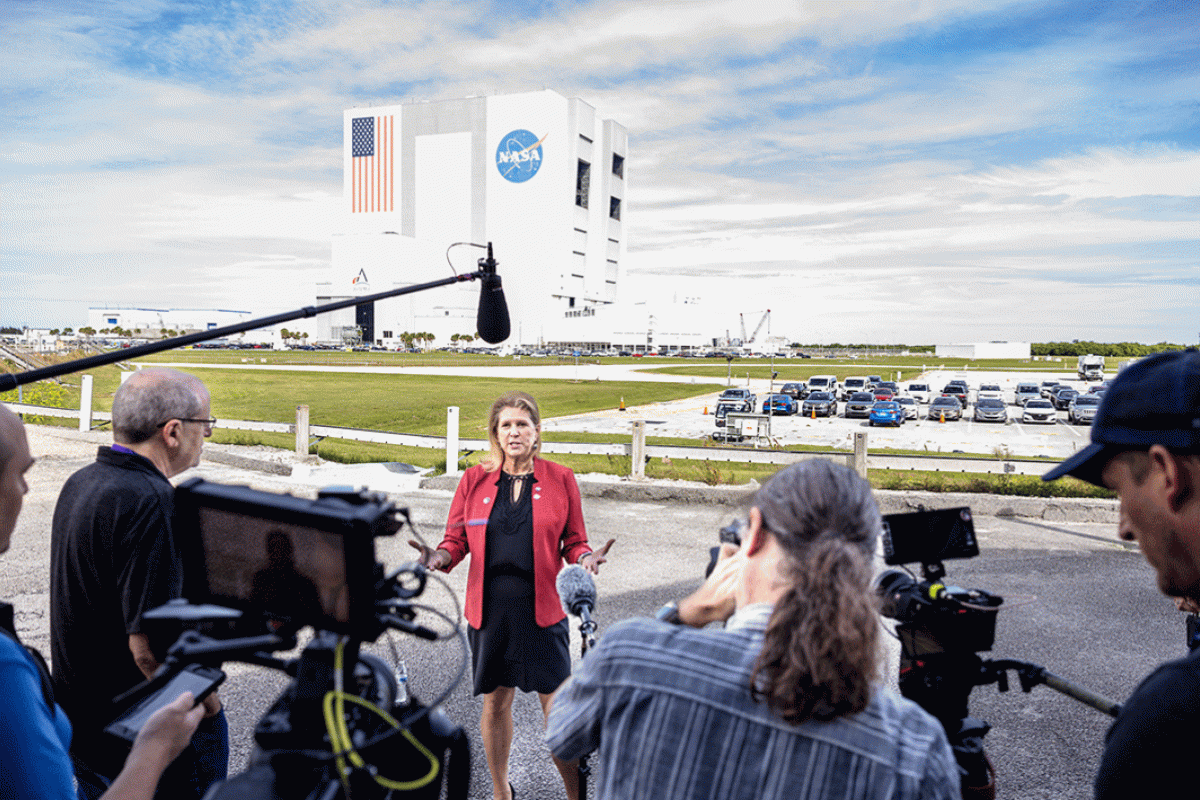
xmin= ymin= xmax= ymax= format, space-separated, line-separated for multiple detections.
xmin=482 ymin=391 xmax=541 ymax=472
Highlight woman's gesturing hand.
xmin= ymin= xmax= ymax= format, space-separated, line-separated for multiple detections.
xmin=408 ymin=540 xmax=449 ymax=570
xmin=581 ymin=538 xmax=616 ymax=574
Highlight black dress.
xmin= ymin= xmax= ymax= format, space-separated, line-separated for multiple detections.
xmin=467 ymin=472 xmax=571 ymax=695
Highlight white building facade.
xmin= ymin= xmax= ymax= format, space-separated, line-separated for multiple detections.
xmin=935 ymin=341 xmax=1031 ymax=359
xmin=327 ymin=90 xmax=629 ymax=349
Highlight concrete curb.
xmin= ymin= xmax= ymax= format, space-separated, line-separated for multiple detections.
xmin=201 ymin=450 xmax=295 ymax=476
xmin=872 ymin=489 xmax=1118 ymax=524
xmin=418 ymin=473 xmax=1119 ymax=522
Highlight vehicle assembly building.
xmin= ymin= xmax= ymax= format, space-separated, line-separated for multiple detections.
xmin=318 ymin=89 xmax=647 ymax=350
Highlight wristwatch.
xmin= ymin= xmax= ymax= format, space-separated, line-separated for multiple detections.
xmin=655 ymin=601 xmax=682 ymax=625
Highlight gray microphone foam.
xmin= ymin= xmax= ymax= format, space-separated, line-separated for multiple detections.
xmin=556 ymin=563 xmax=597 ymax=616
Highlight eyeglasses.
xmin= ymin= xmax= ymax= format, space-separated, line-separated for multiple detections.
xmin=157 ymin=417 xmax=217 ymax=430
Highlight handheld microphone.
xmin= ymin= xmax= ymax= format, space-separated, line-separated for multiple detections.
xmin=476 ymin=242 xmax=511 ymax=344
xmin=556 ymin=564 xmax=597 ymax=626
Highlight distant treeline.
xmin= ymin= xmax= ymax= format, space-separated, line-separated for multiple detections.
xmin=787 ymin=341 xmax=1187 ymax=358
xmin=1032 ymin=342 xmax=1187 ymax=357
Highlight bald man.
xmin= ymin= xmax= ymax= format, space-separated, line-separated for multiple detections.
xmin=49 ymin=368 xmax=226 ymax=800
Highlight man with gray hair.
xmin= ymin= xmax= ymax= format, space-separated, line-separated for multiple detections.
xmin=50 ymin=368 xmax=227 ymax=799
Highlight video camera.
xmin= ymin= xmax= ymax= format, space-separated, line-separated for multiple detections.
xmin=110 ymin=478 xmax=470 ymax=800
xmin=875 ymin=507 xmax=1119 ymax=796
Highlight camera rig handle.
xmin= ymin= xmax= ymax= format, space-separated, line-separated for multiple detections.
xmin=981 ymin=658 xmax=1122 ymax=718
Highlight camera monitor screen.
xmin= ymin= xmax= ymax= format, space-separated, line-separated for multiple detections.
xmin=174 ymin=479 xmax=390 ymax=634
xmin=882 ymin=507 xmax=979 ymax=566
xmin=195 ymin=506 xmax=351 ymax=626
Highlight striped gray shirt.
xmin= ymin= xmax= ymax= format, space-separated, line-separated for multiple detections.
xmin=547 ymin=610 xmax=960 ymax=800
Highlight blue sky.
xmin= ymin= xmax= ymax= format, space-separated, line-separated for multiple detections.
xmin=3 ymin=0 xmax=1197 ymax=344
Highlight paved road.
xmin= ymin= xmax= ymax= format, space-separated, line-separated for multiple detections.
xmin=4 ymin=424 xmax=1175 ymax=800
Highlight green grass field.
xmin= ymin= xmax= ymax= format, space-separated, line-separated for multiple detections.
xmin=1 ymin=349 xmax=1105 ymax=497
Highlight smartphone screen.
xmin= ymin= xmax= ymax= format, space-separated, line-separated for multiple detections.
xmin=105 ymin=666 xmax=225 ymax=742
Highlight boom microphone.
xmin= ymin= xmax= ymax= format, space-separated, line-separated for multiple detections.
xmin=476 ymin=242 xmax=511 ymax=344
xmin=556 ymin=564 xmax=596 ymax=623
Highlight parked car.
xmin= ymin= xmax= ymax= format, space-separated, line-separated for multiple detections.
xmin=718 ymin=388 xmax=756 ymax=412
xmin=877 ymin=381 xmax=900 ymax=395
xmin=929 ymin=396 xmax=963 ymax=421
xmin=1022 ymin=399 xmax=1057 ymax=424
xmin=873 ymin=387 xmax=896 ymax=401
xmin=1068 ymin=395 xmax=1101 ymax=425
xmin=869 ymin=401 xmax=905 ymax=427
xmin=845 ymin=392 xmax=876 ymax=419
xmin=840 ymin=377 xmax=870 ymax=401
xmin=805 ymin=375 xmax=838 ymax=398
xmin=762 ymin=393 xmax=797 ymax=415
xmin=779 ymin=382 xmax=806 ymax=400
xmin=905 ymin=382 xmax=932 ymax=403
xmin=1014 ymin=383 xmax=1041 ymax=406
xmin=977 ymin=384 xmax=1003 ymax=401
xmin=896 ymin=396 xmax=920 ymax=420
xmin=1051 ymin=387 xmax=1079 ymax=410
xmin=713 ymin=401 xmax=742 ymax=427
xmin=1040 ymin=381 xmax=1061 ymax=398
xmin=801 ymin=391 xmax=838 ymax=417
xmin=973 ymin=397 xmax=1008 ymax=423
xmin=940 ymin=384 xmax=969 ymax=408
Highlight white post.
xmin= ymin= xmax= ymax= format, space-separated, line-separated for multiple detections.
xmin=446 ymin=406 xmax=460 ymax=476
xmin=853 ymin=431 xmax=868 ymax=479
xmin=296 ymin=405 xmax=309 ymax=455
xmin=79 ymin=375 xmax=93 ymax=432
xmin=630 ymin=420 xmax=646 ymax=479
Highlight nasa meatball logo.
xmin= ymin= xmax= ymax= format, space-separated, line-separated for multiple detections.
xmin=495 ymin=129 xmax=546 ymax=183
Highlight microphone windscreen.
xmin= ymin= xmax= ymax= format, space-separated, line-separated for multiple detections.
xmin=556 ymin=564 xmax=597 ymax=616
xmin=476 ymin=274 xmax=511 ymax=344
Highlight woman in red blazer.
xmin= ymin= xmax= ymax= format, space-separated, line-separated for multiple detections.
xmin=411 ymin=391 xmax=612 ymax=800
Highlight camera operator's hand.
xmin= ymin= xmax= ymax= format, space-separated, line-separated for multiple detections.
xmin=201 ymin=691 xmax=222 ymax=718
xmin=677 ymin=542 xmax=745 ymax=627
xmin=408 ymin=539 xmax=450 ymax=570
xmin=100 ymin=691 xmax=205 ymax=800
xmin=1174 ymin=596 xmax=1200 ymax=614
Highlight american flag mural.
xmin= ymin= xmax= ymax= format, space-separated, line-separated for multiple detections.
xmin=351 ymin=115 xmax=393 ymax=213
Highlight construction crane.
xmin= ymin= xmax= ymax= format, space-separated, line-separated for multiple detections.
xmin=739 ymin=310 xmax=770 ymax=353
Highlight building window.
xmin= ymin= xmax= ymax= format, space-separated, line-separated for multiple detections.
xmin=576 ymin=160 xmax=590 ymax=208
xmin=609 ymin=196 xmax=621 ymax=221
xmin=382 ymin=330 xmax=393 ymax=338
xmin=612 ymin=153 xmax=624 ymax=178
xmin=568 ymin=297 xmax=575 ymax=308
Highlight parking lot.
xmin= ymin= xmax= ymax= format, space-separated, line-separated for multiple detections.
xmin=541 ymin=369 xmax=1104 ymax=460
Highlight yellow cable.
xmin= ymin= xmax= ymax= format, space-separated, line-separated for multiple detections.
xmin=323 ymin=641 xmax=441 ymax=792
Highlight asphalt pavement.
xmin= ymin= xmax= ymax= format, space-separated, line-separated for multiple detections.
xmin=3 ymin=423 xmax=1177 ymax=800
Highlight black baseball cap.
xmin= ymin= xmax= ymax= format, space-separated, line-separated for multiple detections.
xmin=1041 ymin=349 xmax=1200 ymax=486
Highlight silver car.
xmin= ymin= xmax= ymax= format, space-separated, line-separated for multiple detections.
xmin=1068 ymin=395 xmax=1101 ymax=425
xmin=973 ymin=397 xmax=1008 ymax=423
xmin=1014 ymin=383 xmax=1040 ymax=406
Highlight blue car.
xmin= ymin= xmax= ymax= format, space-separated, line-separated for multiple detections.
xmin=868 ymin=401 xmax=904 ymax=427
xmin=761 ymin=393 xmax=797 ymax=415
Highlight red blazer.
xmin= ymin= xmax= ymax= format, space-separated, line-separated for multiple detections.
xmin=437 ymin=458 xmax=591 ymax=628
